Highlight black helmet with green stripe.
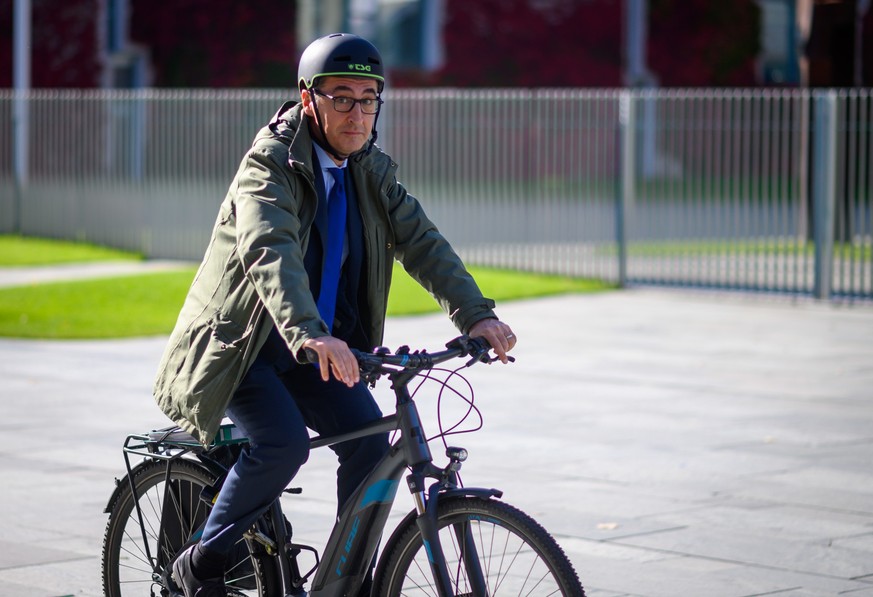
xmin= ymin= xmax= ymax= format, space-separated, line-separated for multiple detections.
xmin=298 ymin=33 xmax=385 ymax=92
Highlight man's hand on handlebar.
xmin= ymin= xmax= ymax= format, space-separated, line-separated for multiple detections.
xmin=468 ymin=318 xmax=517 ymax=364
xmin=302 ymin=336 xmax=360 ymax=387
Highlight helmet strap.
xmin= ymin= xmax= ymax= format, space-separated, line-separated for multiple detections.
xmin=364 ymin=109 xmax=381 ymax=155
xmin=309 ymin=99 xmax=348 ymax=163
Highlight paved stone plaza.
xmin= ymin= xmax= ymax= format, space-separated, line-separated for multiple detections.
xmin=1 ymin=271 xmax=871 ymax=595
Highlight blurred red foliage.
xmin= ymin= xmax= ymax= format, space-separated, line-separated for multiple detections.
xmin=648 ymin=0 xmax=760 ymax=87
xmin=418 ymin=0 xmax=624 ymax=87
xmin=0 ymin=0 xmax=764 ymax=89
xmin=401 ymin=0 xmax=760 ymax=88
xmin=0 ymin=0 xmax=102 ymax=87
xmin=128 ymin=0 xmax=297 ymax=87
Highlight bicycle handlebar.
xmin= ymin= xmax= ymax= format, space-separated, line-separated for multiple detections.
xmin=352 ymin=335 xmax=501 ymax=385
xmin=353 ymin=335 xmax=493 ymax=370
xmin=304 ymin=335 xmax=507 ymax=385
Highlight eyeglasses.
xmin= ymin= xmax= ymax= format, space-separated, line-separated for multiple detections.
xmin=312 ymin=90 xmax=383 ymax=115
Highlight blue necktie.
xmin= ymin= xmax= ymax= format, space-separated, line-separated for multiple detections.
xmin=316 ymin=168 xmax=347 ymax=333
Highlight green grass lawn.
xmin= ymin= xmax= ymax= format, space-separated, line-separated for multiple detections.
xmin=386 ymin=265 xmax=611 ymax=316
xmin=0 ymin=262 xmax=612 ymax=339
xmin=0 ymin=270 xmax=196 ymax=338
xmin=0 ymin=234 xmax=143 ymax=266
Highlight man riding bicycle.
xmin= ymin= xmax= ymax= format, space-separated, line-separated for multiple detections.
xmin=152 ymin=33 xmax=517 ymax=596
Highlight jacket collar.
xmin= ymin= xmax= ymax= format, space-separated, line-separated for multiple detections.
xmin=266 ymin=102 xmax=315 ymax=175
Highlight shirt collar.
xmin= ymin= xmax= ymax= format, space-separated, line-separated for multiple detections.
xmin=312 ymin=142 xmax=347 ymax=172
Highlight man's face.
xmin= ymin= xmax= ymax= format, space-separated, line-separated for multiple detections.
xmin=302 ymin=76 xmax=380 ymax=163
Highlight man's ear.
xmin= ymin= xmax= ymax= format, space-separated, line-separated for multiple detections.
xmin=301 ymin=88 xmax=315 ymax=118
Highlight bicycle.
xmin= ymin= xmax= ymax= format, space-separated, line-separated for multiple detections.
xmin=102 ymin=335 xmax=586 ymax=596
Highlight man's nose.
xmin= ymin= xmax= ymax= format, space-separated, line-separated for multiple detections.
xmin=346 ymin=102 xmax=367 ymax=119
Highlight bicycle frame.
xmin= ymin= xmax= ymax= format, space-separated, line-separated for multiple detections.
xmin=306 ymin=365 xmax=502 ymax=597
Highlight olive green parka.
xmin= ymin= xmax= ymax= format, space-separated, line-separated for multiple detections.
xmin=153 ymin=102 xmax=496 ymax=445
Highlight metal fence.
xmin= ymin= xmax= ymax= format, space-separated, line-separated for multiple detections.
xmin=1 ymin=88 xmax=871 ymax=300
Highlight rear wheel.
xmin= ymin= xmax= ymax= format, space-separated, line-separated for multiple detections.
xmin=374 ymin=497 xmax=585 ymax=596
xmin=101 ymin=458 xmax=281 ymax=596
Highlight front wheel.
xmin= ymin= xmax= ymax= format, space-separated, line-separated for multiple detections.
xmin=373 ymin=497 xmax=585 ymax=596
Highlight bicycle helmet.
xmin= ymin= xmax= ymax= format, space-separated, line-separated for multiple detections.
xmin=298 ymin=33 xmax=385 ymax=92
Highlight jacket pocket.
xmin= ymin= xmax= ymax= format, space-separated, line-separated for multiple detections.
xmin=187 ymin=312 xmax=249 ymax=389
xmin=208 ymin=310 xmax=247 ymax=350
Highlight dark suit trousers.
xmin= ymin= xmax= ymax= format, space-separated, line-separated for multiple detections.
xmin=200 ymin=351 xmax=390 ymax=556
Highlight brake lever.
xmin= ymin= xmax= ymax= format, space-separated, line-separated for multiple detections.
xmin=465 ymin=352 xmax=515 ymax=367
xmin=360 ymin=368 xmax=381 ymax=388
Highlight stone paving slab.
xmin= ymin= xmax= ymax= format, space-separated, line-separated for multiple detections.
xmin=0 ymin=288 xmax=872 ymax=596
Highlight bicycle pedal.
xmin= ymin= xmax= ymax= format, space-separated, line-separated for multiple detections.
xmin=283 ymin=487 xmax=303 ymax=494
xmin=245 ymin=529 xmax=278 ymax=554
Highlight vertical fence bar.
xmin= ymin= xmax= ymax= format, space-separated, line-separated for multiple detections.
xmin=617 ymin=92 xmax=636 ymax=288
xmin=813 ymin=91 xmax=838 ymax=300
xmin=844 ymin=90 xmax=857 ymax=297
xmin=760 ymin=92 xmax=772 ymax=291
xmin=801 ymin=91 xmax=815 ymax=292
xmin=857 ymin=90 xmax=868 ymax=300
xmin=781 ymin=90 xmax=793 ymax=293
xmin=748 ymin=91 xmax=759 ymax=288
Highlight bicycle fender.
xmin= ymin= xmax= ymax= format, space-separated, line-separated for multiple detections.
xmin=103 ymin=458 xmax=166 ymax=514
xmin=437 ymin=486 xmax=503 ymax=501
xmin=103 ymin=460 xmax=155 ymax=514
xmin=423 ymin=484 xmax=502 ymax=524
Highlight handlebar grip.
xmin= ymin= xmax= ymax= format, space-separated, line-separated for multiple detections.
xmin=468 ymin=336 xmax=492 ymax=352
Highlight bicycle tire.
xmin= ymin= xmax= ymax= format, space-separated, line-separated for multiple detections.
xmin=101 ymin=458 xmax=282 ymax=596
xmin=373 ymin=497 xmax=585 ymax=596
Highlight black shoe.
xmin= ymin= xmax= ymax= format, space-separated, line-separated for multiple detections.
xmin=172 ymin=544 xmax=227 ymax=597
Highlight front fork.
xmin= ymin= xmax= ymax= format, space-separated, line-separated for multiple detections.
xmin=407 ymin=451 xmax=491 ymax=597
